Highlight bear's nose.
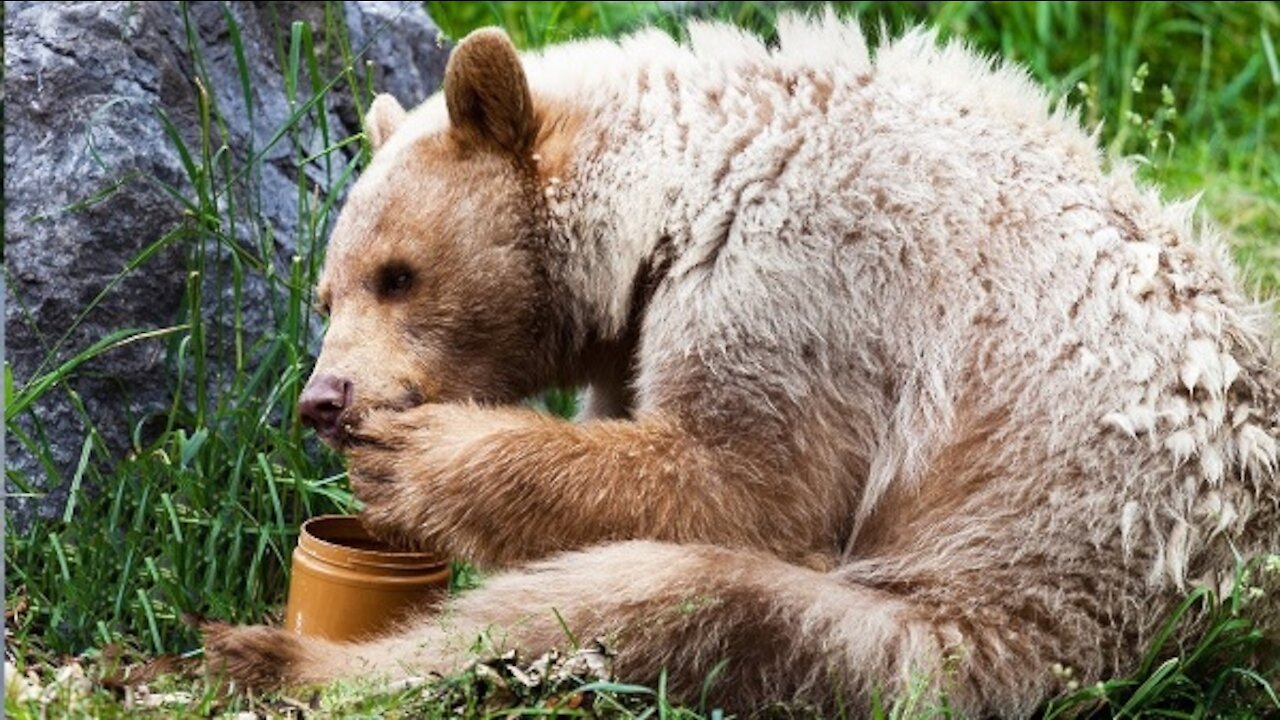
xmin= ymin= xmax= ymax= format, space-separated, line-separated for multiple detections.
xmin=298 ymin=374 xmax=353 ymax=438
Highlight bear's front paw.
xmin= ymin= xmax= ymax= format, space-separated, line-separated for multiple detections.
xmin=345 ymin=404 xmax=441 ymax=478
xmin=349 ymin=471 xmax=431 ymax=551
xmin=344 ymin=404 xmax=434 ymax=456
xmin=344 ymin=405 xmax=446 ymax=550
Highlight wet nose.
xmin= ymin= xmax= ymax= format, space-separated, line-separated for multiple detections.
xmin=298 ymin=374 xmax=353 ymax=437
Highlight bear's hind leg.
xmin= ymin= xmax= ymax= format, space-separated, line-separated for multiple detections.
xmin=206 ymin=541 xmax=1070 ymax=716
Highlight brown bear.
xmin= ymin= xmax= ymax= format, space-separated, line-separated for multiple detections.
xmin=205 ymin=15 xmax=1280 ymax=717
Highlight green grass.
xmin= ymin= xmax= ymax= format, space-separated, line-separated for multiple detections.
xmin=5 ymin=1 xmax=1279 ymax=718
xmin=6 ymin=0 xmax=367 ymax=663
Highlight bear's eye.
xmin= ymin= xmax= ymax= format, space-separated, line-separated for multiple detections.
xmin=375 ymin=262 xmax=415 ymax=300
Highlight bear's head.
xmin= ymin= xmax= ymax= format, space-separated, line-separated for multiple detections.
xmin=299 ymin=29 xmax=563 ymax=445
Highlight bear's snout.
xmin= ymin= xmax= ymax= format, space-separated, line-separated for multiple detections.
xmin=299 ymin=373 xmax=353 ymax=443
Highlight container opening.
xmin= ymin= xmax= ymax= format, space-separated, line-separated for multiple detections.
xmin=303 ymin=515 xmax=428 ymax=557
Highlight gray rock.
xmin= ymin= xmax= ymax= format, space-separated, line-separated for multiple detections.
xmin=3 ymin=1 xmax=450 ymax=524
xmin=342 ymin=1 xmax=451 ymax=125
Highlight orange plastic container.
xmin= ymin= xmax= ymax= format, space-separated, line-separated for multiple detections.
xmin=283 ymin=515 xmax=450 ymax=642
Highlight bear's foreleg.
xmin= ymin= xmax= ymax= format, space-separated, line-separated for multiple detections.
xmin=345 ymin=402 xmax=834 ymax=567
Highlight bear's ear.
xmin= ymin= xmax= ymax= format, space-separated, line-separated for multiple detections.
xmin=444 ymin=27 xmax=535 ymax=154
xmin=365 ymin=94 xmax=408 ymax=152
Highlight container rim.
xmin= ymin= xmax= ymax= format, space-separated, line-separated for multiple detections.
xmin=299 ymin=514 xmax=449 ymax=571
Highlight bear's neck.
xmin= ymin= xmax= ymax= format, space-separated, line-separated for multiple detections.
xmin=531 ymin=60 xmax=693 ymax=384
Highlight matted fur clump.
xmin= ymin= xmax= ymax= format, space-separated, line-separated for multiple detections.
xmin=205 ymin=13 xmax=1280 ymax=717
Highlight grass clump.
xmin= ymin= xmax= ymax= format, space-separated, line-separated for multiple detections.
xmin=1040 ymin=555 xmax=1280 ymax=719
xmin=6 ymin=0 xmax=365 ymax=661
xmin=5 ymin=1 xmax=1278 ymax=718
